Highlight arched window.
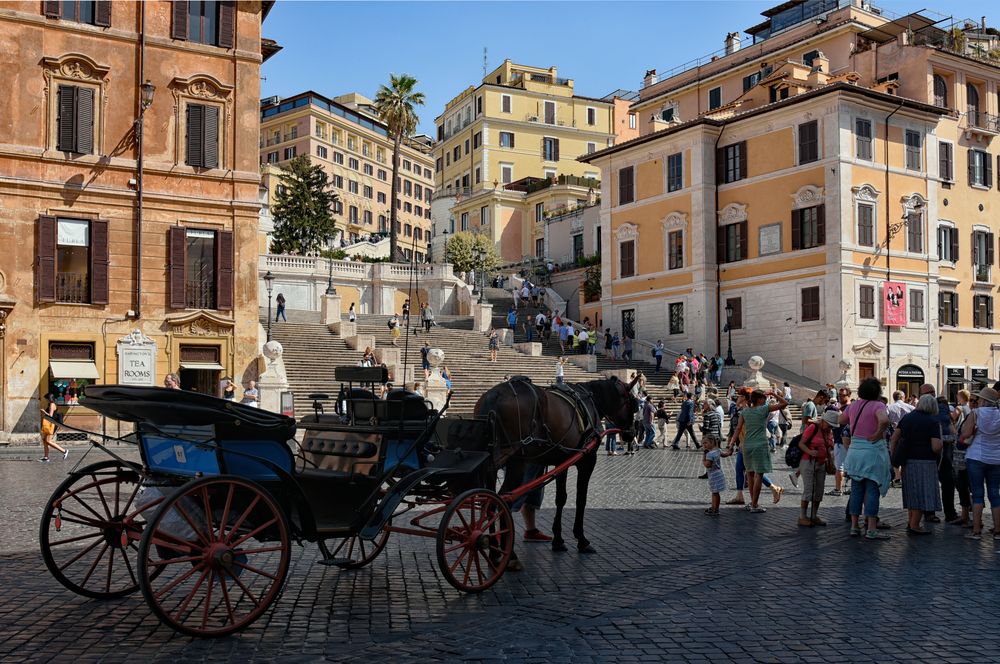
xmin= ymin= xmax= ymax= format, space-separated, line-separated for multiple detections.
xmin=933 ymin=74 xmax=948 ymax=108
xmin=967 ymin=83 xmax=981 ymax=126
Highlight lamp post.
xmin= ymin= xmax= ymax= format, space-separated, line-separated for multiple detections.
xmin=263 ymin=270 xmax=275 ymax=341
xmin=325 ymin=251 xmax=337 ymax=295
xmin=133 ymin=79 xmax=155 ymax=319
xmin=723 ymin=301 xmax=736 ymax=366
xmin=471 ymin=246 xmax=482 ymax=297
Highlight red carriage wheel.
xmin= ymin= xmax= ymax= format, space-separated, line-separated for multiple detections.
xmin=39 ymin=460 xmax=157 ymax=599
xmin=323 ymin=523 xmax=391 ymax=569
xmin=137 ymin=476 xmax=290 ymax=637
xmin=436 ymin=489 xmax=513 ymax=593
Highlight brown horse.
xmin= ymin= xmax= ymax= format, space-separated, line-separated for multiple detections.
xmin=473 ymin=375 xmax=638 ymax=554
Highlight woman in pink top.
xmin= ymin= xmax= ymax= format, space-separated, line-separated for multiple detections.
xmin=838 ymin=378 xmax=891 ymax=540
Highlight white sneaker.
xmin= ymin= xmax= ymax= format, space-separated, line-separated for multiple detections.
xmin=63 ymin=449 xmax=70 ymax=460
xmin=788 ymin=471 xmax=799 ymax=488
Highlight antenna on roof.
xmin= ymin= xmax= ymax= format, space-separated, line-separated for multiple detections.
xmin=483 ymin=47 xmax=488 ymax=77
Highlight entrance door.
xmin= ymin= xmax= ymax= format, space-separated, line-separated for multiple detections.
xmin=858 ymin=362 xmax=876 ymax=383
xmin=895 ymin=364 xmax=925 ymax=399
xmin=179 ymin=368 xmax=220 ymax=395
xmin=621 ymin=309 xmax=635 ymax=340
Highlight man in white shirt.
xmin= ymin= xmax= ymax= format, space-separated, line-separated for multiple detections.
xmin=576 ymin=327 xmax=589 ymax=354
xmin=886 ymin=390 xmax=914 ymax=429
xmin=520 ymin=284 xmax=530 ymax=307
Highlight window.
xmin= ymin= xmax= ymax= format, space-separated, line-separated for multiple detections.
xmin=933 ymin=74 xmax=948 ymax=108
xmin=51 ymin=0 xmax=108 ymax=26
xmin=544 ymin=101 xmax=555 ymax=124
xmin=905 ymin=130 xmax=922 ymax=171
xmin=179 ymin=228 xmax=223 ymax=310
xmin=460 ymin=212 xmax=468 ymax=231
xmin=939 ymin=291 xmax=958 ymax=327
xmin=726 ymin=298 xmax=742 ymax=330
xmin=719 ymin=142 xmax=746 ymax=184
xmin=363 ymin=185 xmax=373 ymax=199
xmin=857 ymin=203 xmax=874 ymax=247
xmin=461 ymin=174 xmax=469 ymax=189
xmin=348 ymin=206 xmax=358 ymax=223
xmin=316 ymin=145 xmax=327 ymax=159
xmin=475 ymin=167 xmax=481 ymax=184
xmin=792 ymin=205 xmax=825 ymax=250
xmin=332 ymin=200 xmax=342 ymax=215
xmin=973 ymin=229 xmax=994 ymax=282
xmin=481 ymin=205 xmax=489 ymax=225
xmin=282 ymin=146 xmax=295 ymax=161
xmin=906 ymin=212 xmax=923 ymax=253
xmin=451 ymin=146 xmax=460 ymax=162
xmin=463 ymin=139 xmax=469 ymax=156
xmin=501 ymin=94 xmax=511 ymax=113
xmin=404 ymin=202 xmax=412 ymax=214
xmin=660 ymin=107 xmax=675 ymax=122
xmin=542 ymin=137 xmax=559 ymax=161
xmin=501 ymin=164 xmax=513 ymax=184
xmin=414 ymin=205 xmax=422 ymax=216
xmin=968 ymin=149 xmax=992 ymax=187
xmin=56 ymin=85 xmax=95 ymax=154
xmin=974 ymin=294 xmax=993 ymax=329
xmin=314 ymin=122 xmax=326 ymax=139
xmin=476 ymin=96 xmax=482 ymax=115
xmin=939 ymin=142 xmax=953 ymax=181
xmin=708 ymin=87 xmax=721 ymax=110
xmin=859 ymin=285 xmax=875 ymax=319
xmin=332 ymin=175 xmax=343 ymax=188
xmin=587 ymin=107 xmax=597 ymax=125
xmin=909 ymin=289 xmax=924 ymax=323
xmin=798 ymin=121 xmax=819 ymax=164
xmin=377 ymin=169 xmax=387 ymax=181
xmin=378 ymin=215 xmax=387 ymax=232
xmin=628 ymin=112 xmax=636 ymax=129
xmin=669 ymin=302 xmax=684 ymax=335
xmin=803 ymin=49 xmax=820 ymax=67
xmin=473 ymin=132 xmax=481 ymax=149
xmin=719 ymin=222 xmax=747 ymax=263
xmin=363 ymin=163 xmax=373 ymax=176
xmin=403 ymin=180 xmax=412 ymax=196
xmin=801 ymin=286 xmax=820 ymax=322
xmin=174 ymin=0 xmax=235 ymax=48
xmin=348 ymin=157 xmax=358 ymax=171
xmin=348 ymin=180 xmax=358 ymax=194
xmin=499 ymin=131 xmax=515 ymax=148
xmin=619 ymin=240 xmax=636 ymax=278
xmin=186 ymin=103 xmax=220 ymax=168
xmin=572 ymin=234 xmax=584 ymax=262
xmin=402 ymin=159 xmax=411 ymax=171
xmin=266 ymin=151 xmax=277 ymax=164
xmin=377 ymin=192 xmax=386 ymax=204
xmin=535 ymin=238 xmax=545 ymax=257
xmin=667 ymin=152 xmax=683 ymax=192
xmin=855 ymin=118 xmax=872 ymax=161
xmin=404 ymin=224 xmax=412 ymax=237
xmin=414 ymin=184 xmax=423 ymax=199
xmin=618 ymin=166 xmax=635 ymax=205
xmin=44 ymin=217 xmax=106 ymax=305
xmin=333 ymin=151 xmax=344 ymax=165
xmin=535 ymin=203 xmax=545 ymax=223
xmin=587 ymin=142 xmax=597 ymax=154
xmin=743 ymin=71 xmax=762 ymax=92
xmin=347 ymin=136 xmax=355 ymax=151
xmin=938 ymin=225 xmax=958 ymax=262
xmin=668 ymin=230 xmax=683 ymax=269
xmin=967 ymin=83 xmax=981 ymax=127
xmin=435 ymin=157 xmax=442 ymax=172
xmin=363 ymin=210 xmax=372 ymax=225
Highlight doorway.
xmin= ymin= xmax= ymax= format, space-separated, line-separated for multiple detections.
xmin=621 ymin=309 xmax=635 ymax=340
xmin=178 ymin=344 xmax=224 ymax=396
xmin=895 ymin=364 xmax=925 ymax=399
xmin=858 ymin=362 xmax=876 ymax=383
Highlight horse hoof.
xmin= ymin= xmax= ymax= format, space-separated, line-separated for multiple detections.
xmin=506 ymin=559 xmax=524 ymax=572
xmin=551 ymin=541 xmax=568 ymax=552
xmin=578 ymin=544 xmax=597 ymax=554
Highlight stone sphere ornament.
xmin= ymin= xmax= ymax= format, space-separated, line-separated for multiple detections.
xmin=748 ymin=355 xmax=765 ymax=371
xmin=262 ymin=340 xmax=284 ymax=361
xmin=426 ymin=348 xmax=445 ymax=367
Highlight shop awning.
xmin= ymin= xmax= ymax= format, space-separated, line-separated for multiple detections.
xmin=49 ymin=360 xmax=100 ymax=379
xmin=179 ymin=362 xmax=226 ymax=371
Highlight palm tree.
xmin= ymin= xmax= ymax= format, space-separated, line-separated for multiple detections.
xmin=374 ymin=74 xmax=425 ymax=261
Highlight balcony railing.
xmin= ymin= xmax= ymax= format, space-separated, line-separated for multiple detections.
xmin=185 ymin=281 xmax=215 ymax=310
xmin=965 ymin=111 xmax=1000 ymax=134
xmin=57 ymin=272 xmax=88 ymax=304
xmin=975 ymin=264 xmax=991 ymax=283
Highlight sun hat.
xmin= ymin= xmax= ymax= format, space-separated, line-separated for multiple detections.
xmin=974 ymin=387 xmax=998 ymax=404
xmin=820 ymin=410 xmax=841 ymax=427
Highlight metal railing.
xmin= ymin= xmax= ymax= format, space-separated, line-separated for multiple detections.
xmin=185 ymin=281 xmax=215 ymax=310
xmin=56 ymin=272 xmax=88 ymax=304
xmin=966 ymin=112 xmax=1000 ymax=133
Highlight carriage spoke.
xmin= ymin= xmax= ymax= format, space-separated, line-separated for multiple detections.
xmin=201 ymin=570 xmax=215 ymax=630
xmin=217 ymin=484 xmax=235 ymax=541
xmin=448 ymin=547 xmax=470 ymax=574
xmin=48 ymin=531 xmax=104 ymax=547
xmin=455 ymin=507 xmax=471 ymax=531
xmin=471 ymin=550 xmax=486 ymax=586
xmin=228 ymin=518 xmax=278 ymax=549
xmin=58 ymin=506 xmax=106 ymax=529
xmin=461 ymin=552 xmax=473 ymax=587
xmin=219 ymin=572 xmax=238 ymax=624
xmin=227 ymin=568 xmax=261 ymax=608
xmin=200 ymin=487 xmax=215 ymax=542
xmin=80 ymin=543 xmax=109 ymax=587
xmin=233 ymin=545 xmax=285 ymax=556
xmin=69 ymin=492 xmax=108 ymax=523
xmin=93 ymin=479 xmax=113 ymax=520
xmin=57 ymin=536 xmax=105 ymax=573
xmin=231 ymin=560 xmax=278 ymax=581
xmin=172 ymin=567 xmax=210 ymax=624
xmin=153 ymin=562 xmax=203 ymax=600
xmin=147 ymin=554 xmax=203 ymax=567
xmin=118 ymin=545 xmax=138 ymax=587
xmin=442 ymin=541 xmax=467 ymax=554
xmin=174 ymin=503 xmax=211 ymax=547
xmin=223 ymin=495 xmax=260 ymax=544
xmin=105 ymin=544 xmax=114 ymax=594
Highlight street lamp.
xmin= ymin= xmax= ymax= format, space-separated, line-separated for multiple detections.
xmin=724 ymin=301 xmax=736 ymax=366
xmin=133 ymin=80 xmax=155 ymax=319
xmin=263 ymin=270 xmax=275 ymax=341
xmin=472 ymin=246 xmax=485 ymax=303
xmin=325 ymin=250 xmax=337 ymax=295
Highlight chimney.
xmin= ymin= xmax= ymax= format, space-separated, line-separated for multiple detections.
xmin=644 ymin=69 xmax=658 ymax=87
xmin=725 ymin=32 xmax=742 ymax=55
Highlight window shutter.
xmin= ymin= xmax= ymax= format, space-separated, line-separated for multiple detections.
xmin=215 ymin=230 xmax=234 ymax=310
xmin=973 ymin=231 xmax=978 ymax=265
xmin=553 ymin=138 xmax=560 ymax=161
xmin=171 ymin=0 xmax=189 ymax=40
xmin=950 ymin=228 xmax=959 ymax=261
xmin=939 ymin=143 xmax=952 ymax=180
xmin=716 ymin=226 xmax=727 ymax=264
xmin=716 ymin=147 xmax=725 ymax=183
xmin=987 ymin=153 xmax=994 ymax=189
xmin=989 ymin=233 xmax=996 ymax=265
xmin=989 ymin=297 xmax=995 ymax=329
xmin=37 ymin=215 xmax=57 ymax=303
xmin=203 ymin=105 xmax=219 ymax=169
xmin=89 ymin=219 xmax=109 ymax=305
xmin=186 ymin=104 xmax=204 ymax=167
xmin=217 ymin=1 xmax=236 ymax=48
xmin=952 ymin=292 xmax=959 ymax=326
xmin=509 ymin=132 xmax=515 ymax=148
xmin=739 ymin=222 xmax=748 ymax=259
xmin=43 ymin=1 xmax=60 ymax=18
xmin=76 ymin=87 xmax=94 ymax=154
xmin=968 ymin=149 xmax=975 ymax=185
xmin=816 ymin=205 xmax=826 ymax=246
xmin=168 ymin=227 xmax=187 ymax=309
xmin=739 ymin=141 xmax=748 ymax=179
xmin=57 ymin=85 xmax=76 ymax=152
xmin=94 ymin=0 xmax=112 ymax=27
xmin=791 ymin=209 xmax=802 ymax=250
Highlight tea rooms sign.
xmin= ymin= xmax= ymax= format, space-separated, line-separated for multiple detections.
xmin=117 ymin=330 xmax=157 ymax=386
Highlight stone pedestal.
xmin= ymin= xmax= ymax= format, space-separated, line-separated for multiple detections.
xmin=258 ymin=340 xmax=289 ymax=413
xmin=514 ymin=342 xmax=541 ymax=356
xmin=833 ymin=359 xmax=853 ymax=393
xmin=498 ymin=328 xmax=514 ymax=347
xmin=742 ymin=355 xmax=772 ymax=391
xmin=376 ymin=347 xmax=401 ymax=367
xmin=320 ymin=293 xmax=342 ymax=325
xmin=331 ymin=321 xmax=357 ymax=338
xmin=346 ymin=333 xmax=375 ymax=351
xmin=423 ymin=348 xmax=448 ymax=411
xmin=568 ymin=354 xmax=597 ymax=372
xmin=471 ymin=302 xmax=493 ymax=333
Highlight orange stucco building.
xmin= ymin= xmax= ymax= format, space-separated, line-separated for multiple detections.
xmin=0 ymin=1 xmax=277 ymax=440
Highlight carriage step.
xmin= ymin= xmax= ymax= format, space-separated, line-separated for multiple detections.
xmin=316 ymin=557 xmax=353 ymax=567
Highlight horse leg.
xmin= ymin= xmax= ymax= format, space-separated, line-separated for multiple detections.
xmin=573 ymin=452 xmax=598 ymax=553
xmin=551 ymin=470 xmax=568 ymax=552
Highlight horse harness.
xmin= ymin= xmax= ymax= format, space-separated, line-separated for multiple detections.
xmin=502 ymin=377 xmax=601 ymax=459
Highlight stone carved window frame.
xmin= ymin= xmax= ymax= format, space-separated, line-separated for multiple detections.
xmin=615 ymin=222 xmax=639 ymax=279
xmin=852 ymin=183 xmax=880 ymax=248
xmin=661 ymin=212 xmax=687 ymax=271
xmin=790 ymin=184 xmax=825 ymax=210
xmin=170 ymin=75 xmax=234 ymax=169
xmin=901 ymin=192 xmax=928 ymax=255
xmin=717 ymin=202 xmax=747 ymax=227
xmin=41 ymin=53 xmax=111 ymax=156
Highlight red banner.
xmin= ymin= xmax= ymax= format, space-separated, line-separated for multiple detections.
xmin=883 ymin=281 xmax=906 ymax=327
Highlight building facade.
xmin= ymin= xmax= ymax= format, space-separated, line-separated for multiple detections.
xmin=259 ymin=91 xmax=435 ymax=262
xmin=584 ymin=0 xmax=1000 ymax=396
xmin=0 ymin=0 xmax=275 ymax=440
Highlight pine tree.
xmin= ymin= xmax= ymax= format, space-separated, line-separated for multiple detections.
xmin=270 ymin=155 xmax=339 ymax=255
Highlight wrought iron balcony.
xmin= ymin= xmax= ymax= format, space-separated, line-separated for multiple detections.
xmin=185 ymin=281 xmax=216 ymax=310
xmin=56 ymin=272 xmax=88 ymax=304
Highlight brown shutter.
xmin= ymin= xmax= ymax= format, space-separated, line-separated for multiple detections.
xmin=94 ymin=0 xmax=111 ymax=27
xmin=739 ymin=221 xmax=748 ymax=259
xmin=952 ymin=292 xmax=959 ymax=326
xmin=988 ymin=232 xmax=996 ymax=265
xmin=171 ymin=0 xmax=189 ymax=40
xmin=716 ymin=225 xmax=727 ymax=263
xmin=169 ymin=227 xmax=187 ymax=309
xmin=553 ymin=138 xmax=560 ymax=161
xmin=716 ymin=146 xmax=725 ymax=183
xmin=217 ymin=1 xmax=236 ymax=49
xmin=185 ymin=103 xmax=203 ymax=167
xmin=987 ymin=153 xmax=994 ymax=188
xmin=816 ymin=205 xmax=826 ymax=246
xmin=968 ymin=149 xmax=975 ymax=185
xmin=989 ymin=297 xmax=994 ymax=329
xmin=37 ymin=215 xmax=57 ymax=303
xmin=791 ymin=209 xmax=802 ymax=250
xmin=76 ymin=87 xmax=94 ymax=154
xmin=215 ymin=230 xmax=234 ymax=310
xmin=203 ymin=105 xmax=219 ymax=168
xmin=973 ymin=231 xmax=980 ymax=265
xmin=43 ymin=0 xmax=60 ymax=18
xmin=739 ymin=141 xmax=748 ymax=179
xmin=57 ymin=85 xmax=75 ymax=152
xmin=89 ymin=219 xmax=109 ymax=305
xmin=950 ymin=228 xmax=959 ymax=261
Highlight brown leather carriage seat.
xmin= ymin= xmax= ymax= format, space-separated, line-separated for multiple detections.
xmin=298 ymin=428 xmax=380 ymax=476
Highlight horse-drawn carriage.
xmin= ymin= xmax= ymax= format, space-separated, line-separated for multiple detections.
xmin=38 ymin=367 xmax=638 ymax=637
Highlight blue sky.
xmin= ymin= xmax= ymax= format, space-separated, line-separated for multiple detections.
xmin=262 ymin=0 xmax=995 ymax=136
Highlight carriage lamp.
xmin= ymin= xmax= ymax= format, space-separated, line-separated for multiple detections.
xmin=264 ymin=270 xmax=275 ymax=341
xmin=724 ymin=301 xmax=736 ymax=367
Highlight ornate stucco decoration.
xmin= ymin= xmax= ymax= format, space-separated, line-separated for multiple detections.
xmin=900 ymin=193 xmax=928 ymax=215
xmin=165 ymin=310 xmax=235 ymax=337
xmin=661 ymin=212 xmax=688 ymax=231
xmin=791 ymin=185 xmax=825 ymax=209
xmin=117 ymin=330 xmax=156 ymax=346
xmin=614 ymin=223 xmax=639 ymax=242
xmin=41 ymin=53 xmax=111 ymax=87
xmin=170 ymin=74 xmax=234 ymax=107
xmin=852 ymin=184 xmax=880 ymax=203
xmin=717 ymin=203 xmax=747 ymax=226
xmin=851 ymin=340 xmax=884 ymax=357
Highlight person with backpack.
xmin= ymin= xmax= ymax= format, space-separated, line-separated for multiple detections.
xmin=274 ymin=292 xmax=287 ymax=322
xmin=795 ymin=411 xmax=840 ymax=527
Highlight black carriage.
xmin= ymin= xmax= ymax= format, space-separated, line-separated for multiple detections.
xmin=38 ymin=367 xmax=515 ymax=637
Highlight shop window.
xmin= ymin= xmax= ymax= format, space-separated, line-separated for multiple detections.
xmin=48 ymin=341 xmax=97 ymax=406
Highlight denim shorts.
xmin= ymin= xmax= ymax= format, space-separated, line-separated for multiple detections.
xmin=510 ymin=463 xmax=546 ymax=510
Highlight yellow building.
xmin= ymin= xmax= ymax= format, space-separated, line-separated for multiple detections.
xmin=260 ymin=91 xmax=435 ymax=261
xmin=584 ymin=0 xmax=1000 ymax=396
xmin=431 ymin=60 xmax=619 ymax=261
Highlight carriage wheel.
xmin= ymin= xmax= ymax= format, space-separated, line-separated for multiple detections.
xmin=39 ymin=460 xmax=157 ymax=599
xmin=436 ymin=489 xmax=513 ymax=593
xmin=324 ymin=523 xmax=391 ymax=569
xmin=138 ymin=476 xmax=290 ymax=637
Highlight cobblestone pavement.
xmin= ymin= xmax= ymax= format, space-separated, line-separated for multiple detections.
xmin=1 ymin=442 xmax=998 ymax=663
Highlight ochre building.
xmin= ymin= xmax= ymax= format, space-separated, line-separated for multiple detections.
xmin=0 ymin=0 xmax=276 ymax=440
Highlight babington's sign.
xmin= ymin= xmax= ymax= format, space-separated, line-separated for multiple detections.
xmin=117 ymin=330 xmax=157 ymax=387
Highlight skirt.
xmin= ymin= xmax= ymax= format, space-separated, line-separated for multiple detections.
xmin=708 ymin=468 xmax=726 ymax=493
xmin=743 ymin=440 xmax=773 ymax=474
xmin=901 ymin=459 xmax=943 ymax=511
